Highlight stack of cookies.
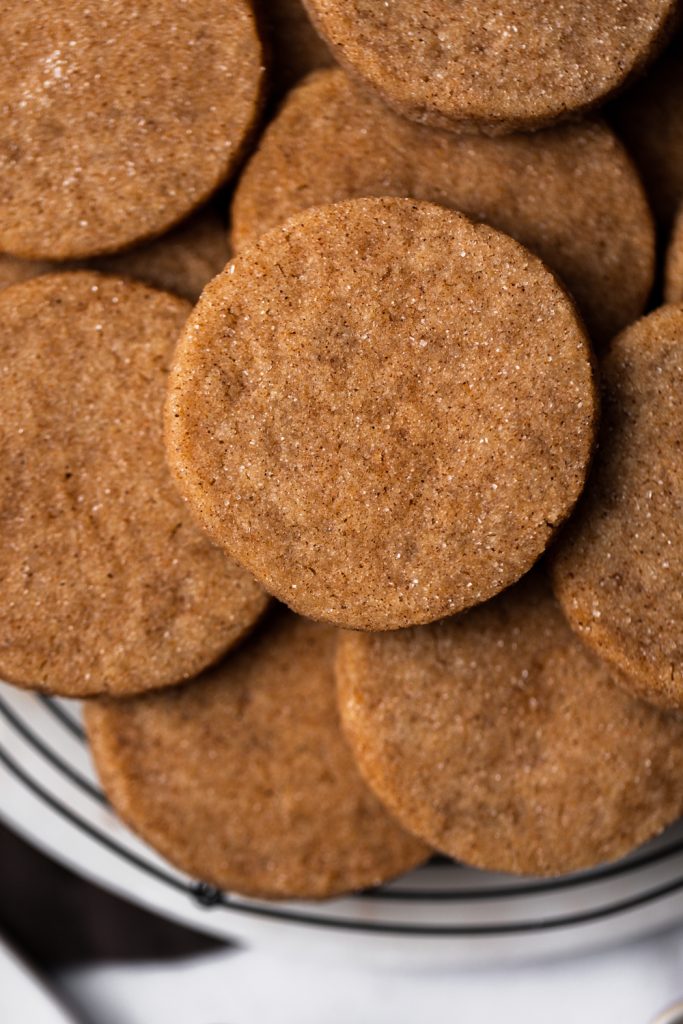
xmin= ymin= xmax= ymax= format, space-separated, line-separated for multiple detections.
xmin=2 ymin=0 xmax=683 ymax=900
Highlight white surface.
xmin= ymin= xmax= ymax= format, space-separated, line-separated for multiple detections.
xmin=0 ymin=937 xmax=77 ymax=1024
xmin=55 ymin=931 xmax=683 ymax=1024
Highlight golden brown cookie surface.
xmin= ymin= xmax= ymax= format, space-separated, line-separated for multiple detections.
xmin=612 ymin=34 xmax=683 ymax=227
xmin=302 ymin=0 xmax=676 ymax=133
xmin=86 ymin=611 xmax=428 ymax=900
xmin=665 ymin=206 xmax=683 ymax=303
xmin=0 ymin=0 xmax=264 ymax=260
xmin=0 ymin=206 xmax=230 ymax=302
xmin=552 ymin=305 xmax=683 ymax=709
xmin=232 ymin=69 xmax=654 ymax=346
xmin=0 ymin=272 xmax=268 ymax=698
xmin=336 ymin=576 xmax=683 ymax=877
xmin=167 ymin=198 xmax=596 ymax=631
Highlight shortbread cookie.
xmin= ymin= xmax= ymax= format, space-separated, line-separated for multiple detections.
xmin=553 ymin=305 xmax=683 ymax=709
xmin=612 ymin=34 xmax=683 ymax=227
xmin=0 ymin=206 xmax=230 ymax=302
xmin=336 ymin=575 xmax=683 ymax=876
xmin=0 ymin=273 xmax=267 ymax=697
xmin=665 ymin=206 xmax=683 ymax=303
xmin=302 ymin=0 xmax=677 ymax=133
xmin=232 ymin=69 xmax=654 ymax=344
xmin=0 ymin=0 xmax=264 ymax=259
xmin=167 ymin=198 xmax=596 ymax=631
xmin=255 ymin=0 xmax=333 ymax=96
xmin=86 ymin=612 xmax=428 ymax=900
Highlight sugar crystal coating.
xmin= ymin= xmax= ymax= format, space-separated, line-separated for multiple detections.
xmin=0 ymin=0 xmax=264 ymax=259
xmin=167 ymin=197 xmax=597 ymax=631
xmin=86 ymin=611 xmax=428 ymax=900
xmin=553 ymin=304 xmax=683 ymax=709
xmin=336 ymin=575 xmax=683 ymax=876
xmin=232 ymin=68 xmax=654 ymax=346
xmin=302 ymin=0 xmax=676 ymax=133
xmin=0 ymin=273 xmax=268 ymax=697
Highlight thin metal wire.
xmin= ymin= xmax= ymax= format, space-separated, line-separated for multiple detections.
xmin=25 ymin=695 xmax=683 ymax=903
xmin=0 ymin=696 xmax=105 ymax=804
xmin=367 ymin=834 xmax=683 ymax=901
xmin=39 ymin=695 xmax=86 ymax=740
xmin=3 ymin=691 xmax=683 ymax=934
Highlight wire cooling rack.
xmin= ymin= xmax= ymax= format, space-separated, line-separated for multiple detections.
xmin=2 ymin=680 xmax=683 ymax=966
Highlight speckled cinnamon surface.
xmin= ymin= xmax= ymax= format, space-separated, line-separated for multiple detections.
xmin=232 ymin=68 xmax=654 ymax=346
xmin=86 ymin=610 xmax=428 ymax=900
xmin=336 ymin=575 xmax=683 ymax=877
xmin=665 ymin=206 xmax=683 ymax=302
xmin=0 ymin=0 xmax=264 ymax=259
xmin=167 ymin=197 xmax=596 ymax=631
xmin=612 ymin=33 xmax=683 ymax=227
xmin=552 ymin=305 xmax=683 ymax=710
xmin=301 ymin=0 xmax=676 ymax=133
xmin=0 ymin=205 xmax=231 ymax=302
xmin=0 ymin=272 xmax=268 ymax=698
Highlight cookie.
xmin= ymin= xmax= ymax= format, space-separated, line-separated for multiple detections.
xmin=254 ymin=0 xmax=333 ymax=97
xmin=612 ymin=34 xmax=683 ymax=227
xmin=665 ymin=206 xmax=683 ymax=303
xmin=167 ymin=197 xmax=597 ymax=631
xmin=0 ymin=0 xmax=264 ymax=260
xmin=301 ymin=0 xmax=677 ymax=134
xmin=86 ymin=611 xmax=429 ymax=900
xmin=0 ymin=272 xmax=268 ymax=698
xmin=336 ymin=575 xmax=683 ymax=877
xmin=0 ymin=205 xmax=230 ymax=303
xmin=232 ymin=69 xmax=654 ymax=346
xmin=552 ymin=305 xmax=683 ymax=710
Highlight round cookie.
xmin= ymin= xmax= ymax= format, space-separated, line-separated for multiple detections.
xmin=0 ymin=272 xmax=268 ymax=698
xmin=232 ymin=68 xmax=655 ymax=346
xmin=612 ymin=34 xmax=683 ymax=228
xmin=86 ymin=611 xmax=429 ymax=900
xmin=336 ymin=575 xmax=683 ymax=877
xmin=0 ymin=205 xmax=230 ymax=302
xmin=167 ymin=197 xmax=597 ymax=631
xmin=254 ymin=0 xmax=333 ymax=97
xmin=552 ymin=304 xmax=683 ymax=710
xmin=665 ymin=205 xmax=683 ymax=303
xmin=0 ymin=0 xmax=264 ymax=260
xmin=301 ymin=0 xmax=677 ymax=134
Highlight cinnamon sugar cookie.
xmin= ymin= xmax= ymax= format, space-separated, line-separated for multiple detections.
xmin=0 ymin=273 xmax=267 ymax=698
xmin=0 ymin=0 xmax=264 ymax=259
xmin=232 ymin=69 xmax=654 ymax=345
xmin=552 ymin=305 xmax=683 ymax=710
xmin=302 ymin=0 xmax=677 ymax=134
xmin=336 ymin=575 xmax=683 ymax=877
xmin=86 ymin=611 xmax=428 ymax=900
xmin=0 ymin=205 xmax=230 ymax=302
xmin=167 ymin=198 xmax=596 ymax=631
